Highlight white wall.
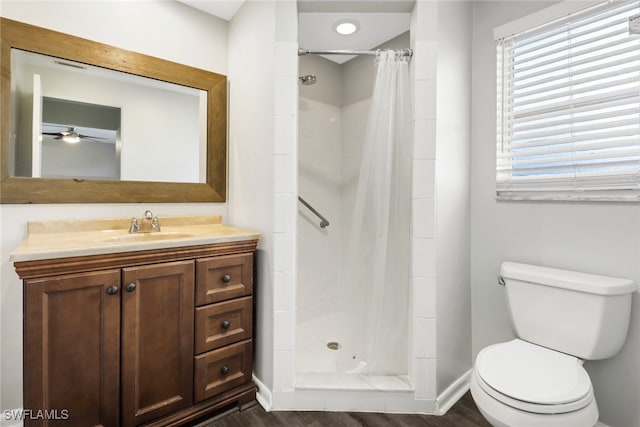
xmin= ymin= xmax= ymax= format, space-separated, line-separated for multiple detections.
xmin=227 ymin=0 xmax=277 ymax=392
xmin=0 ymin=0 xmax=229 ymax=413
xmin=471 ymin=2 xmax=640 ymax=426
xmin=299 ymin=54 xmax=342 ymax=106
xmin=434 ymin=0 xmax=472 ymax=395
xmin=41 ymin=139 xmax=119 ymax=180
xmin=409 ymin=0 xmax=474 ymax=402
xmin=2 ymin=1 xmax=227 ymax=74
xmin=342 ymin=32 xmax=411 ymax=106
xmin=227 ymin=0 xmax=298 ymax=401
xmin=296 ymin=95 xmax=343 ymax=333
xmin=297 ymin=56 xmax=344 ymax=373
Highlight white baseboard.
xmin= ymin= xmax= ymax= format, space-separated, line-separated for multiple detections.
xmin=435 ymin=369 xmax=472 ymax=415
xmin=432 ymin=372 xmax=613 ymax=427
xmin=253 ymin=374 xmax=272 ymax=411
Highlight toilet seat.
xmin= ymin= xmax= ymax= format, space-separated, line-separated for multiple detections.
xmin=475 ymin=339 xmax=593 ymax=414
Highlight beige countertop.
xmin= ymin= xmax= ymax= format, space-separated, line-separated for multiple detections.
xmin=11 ymin=215 xmax=260 ymax=262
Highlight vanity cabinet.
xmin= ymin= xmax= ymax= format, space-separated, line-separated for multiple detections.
xmin=16 ymin=240 xmax=258 ymax=427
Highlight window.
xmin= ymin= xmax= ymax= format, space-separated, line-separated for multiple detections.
xmin=496 ymin=0 xmax=640 ymax=201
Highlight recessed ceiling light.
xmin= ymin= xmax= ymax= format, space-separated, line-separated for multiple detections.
xmin=334 ymin=19 xmax=359 ymax=36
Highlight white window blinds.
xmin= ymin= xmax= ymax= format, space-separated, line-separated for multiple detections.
xmin=496 ymin=0 xmax=640 ymax=201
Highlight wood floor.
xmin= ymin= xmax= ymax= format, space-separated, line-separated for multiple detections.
xmin=200 ymin=392 xmax=491 ymax=427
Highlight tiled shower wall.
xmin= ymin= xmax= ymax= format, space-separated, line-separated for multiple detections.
xmin=409 ymin=0 xmax=439 ymax=405
xmin=271 ymin=0 xmax=299 ymax=395
xmin=296 ymin=96 xmax=345 ymax=372
xmin=297 ymin=98 xmax=342 ymax=331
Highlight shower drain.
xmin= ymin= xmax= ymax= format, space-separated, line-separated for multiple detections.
xmin=326 ymin=341 xmax=340 ymax=350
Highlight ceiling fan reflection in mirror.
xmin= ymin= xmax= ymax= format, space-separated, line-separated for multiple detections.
xmin=41 ymin=124 xmax=116 ymax=144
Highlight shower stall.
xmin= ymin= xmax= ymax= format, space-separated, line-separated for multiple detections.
xmin=254 ymin=0 xmax=472 ymax=414
xmin=296 ymin=31 xmax=414 ymax=391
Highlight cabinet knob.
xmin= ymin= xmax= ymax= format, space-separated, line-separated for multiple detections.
xmin=222 ymin=274 xmax=231 ymax=283
xmin=221 ymin=320 xmax=231 ymax=330
xmin=220 ymin=366 xmax=230 ymax=375
xmin=125 ymin=283 xmax=137 ymax=292
xmin=106 ymin=285 xmax=119 ymax=295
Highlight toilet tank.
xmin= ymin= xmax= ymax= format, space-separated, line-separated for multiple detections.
xmin=500 ymin=262 xmax=636 ymax=360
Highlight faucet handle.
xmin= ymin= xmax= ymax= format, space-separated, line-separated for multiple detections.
xmin=151 ymin=216 xmax=161 ymax=232
xmin=129 ymin=217 xmax=140 ymax=233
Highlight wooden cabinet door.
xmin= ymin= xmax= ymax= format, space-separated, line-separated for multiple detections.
xmin=24 ymin=270 xmax=121 ymax=427
xmin=121 ymin=261 xmax=194 ymax=427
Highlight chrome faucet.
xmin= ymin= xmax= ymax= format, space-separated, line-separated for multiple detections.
xmin=129 ymin=210 xmax=161 ymax=233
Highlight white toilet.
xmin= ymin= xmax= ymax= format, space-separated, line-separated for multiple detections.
xmin=470 ymin=262 xmax=636 ymax=427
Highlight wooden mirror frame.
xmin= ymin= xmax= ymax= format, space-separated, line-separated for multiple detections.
xmin=0 ymin=18 xmax=227 ymax=203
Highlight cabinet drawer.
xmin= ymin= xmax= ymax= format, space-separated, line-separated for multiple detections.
xmin=195 ymin=296 xmax=252 ymax=354
xmin=194 ymin=339 xmax=252 ymax=403
xmin=196 ymin=254 xmax=253 ymax=306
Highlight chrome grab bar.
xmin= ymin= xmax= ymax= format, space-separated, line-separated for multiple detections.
xmin=298 ymin=196 xmax=330 ymax=229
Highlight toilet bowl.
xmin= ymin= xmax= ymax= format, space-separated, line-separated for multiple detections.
xmin=470 ymin=339 xmax=598 ymax=427
xmin=471 ymin=262 xmax=636 ymax=427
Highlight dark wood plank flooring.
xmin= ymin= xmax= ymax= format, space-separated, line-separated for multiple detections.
xmin=201 ymin=392 xmax=490 ymax=427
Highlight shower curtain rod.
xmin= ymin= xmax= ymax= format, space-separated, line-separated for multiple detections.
xmin=298 ymin=47 xmax=413 ymax=58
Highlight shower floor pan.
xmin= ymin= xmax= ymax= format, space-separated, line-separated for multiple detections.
xmin=296 ymin=372 xmax=413 ymax=391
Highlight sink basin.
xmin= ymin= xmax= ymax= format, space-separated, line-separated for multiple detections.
xmin=99 ymin=232 xmax=195 ymax=244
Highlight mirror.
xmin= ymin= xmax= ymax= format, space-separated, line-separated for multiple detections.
xmin=12 ymin=49 xmax=206 ymax=184
xmin=0 ymin=18 xmax=227 ymax=203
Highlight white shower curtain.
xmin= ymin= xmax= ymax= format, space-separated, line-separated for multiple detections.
xmin=344 ymin=50 xmax=412 ymax=375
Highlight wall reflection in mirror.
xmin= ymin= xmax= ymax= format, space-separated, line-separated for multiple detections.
xmin=10 ymin=49 xmax=207 ymax=184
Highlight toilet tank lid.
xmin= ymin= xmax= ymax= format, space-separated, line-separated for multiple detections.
xmin=501 ymin=262 xmax=636 ymax=296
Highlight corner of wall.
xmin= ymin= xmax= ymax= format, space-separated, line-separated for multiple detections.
xmin=432 ymin=0 xmax=473 ymax=395
xmin=253 ymin=374 xmax=273 ymax=411
xmin=227 ymin=0 xmax=277 ymax=392
xmin=435 ymin=369 xmax=472 ymax=415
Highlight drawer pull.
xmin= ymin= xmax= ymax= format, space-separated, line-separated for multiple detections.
xmin=221 ymin=320 xmax=231 ymax=330
xmin=106 ymin=285 xmax=119 ymax=295
xmin=220 ymin=366 xmax=230 ymax=375
xmin=125 ymin=282 xmax=137 ymax=292
xmin=222 ymin=274 xmax=231 ymax=283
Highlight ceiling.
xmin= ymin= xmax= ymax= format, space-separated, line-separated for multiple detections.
xmin=177 ymin=0 xmax=245 ymax=21
xmin=177 ymin=0 xmax=413 ymax=64
xmin=298 ymin=12 xmax=410 ymax=64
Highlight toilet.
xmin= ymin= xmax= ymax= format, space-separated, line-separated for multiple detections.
xmin=470 ymin=262 xmax=636 ymax=427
